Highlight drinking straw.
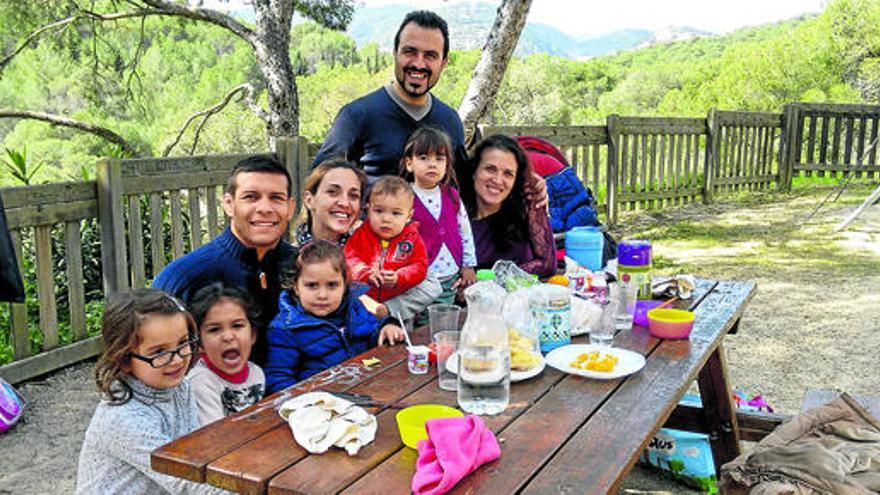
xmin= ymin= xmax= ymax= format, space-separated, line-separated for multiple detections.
xmin=395 ymin=312 xmax=413 ymax=348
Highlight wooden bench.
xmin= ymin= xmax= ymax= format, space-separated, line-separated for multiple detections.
xmin=736 ymin=389 xmax=880 ymax=442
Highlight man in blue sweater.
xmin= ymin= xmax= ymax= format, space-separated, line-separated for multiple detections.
xmin=312 ymin=10 xmax=548 ymax=209
xmin=153 ymin=156 xmax=297 ymax=365
xmin=312 ymin=10 xmax=468 ymax=180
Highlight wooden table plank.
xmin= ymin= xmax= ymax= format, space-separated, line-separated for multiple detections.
xmin=336 ymin=367 xmax=567 ymax=494
xmin=521 ymin=280 xmax=755 ymax=495
xmin=152 ymin=342 xmax=414 ymax=482
xmin=448 ymin=327 xmax=654 ymax=494
xmin=153 ymin=279 xmax=758 ymax=495
xmin=335 ymin=279 xmax=718 ymax=495
xmin=447 ymin=278 xmax=720 ymax=495
xmin=206 ymin=359 xmax=435 ymax=493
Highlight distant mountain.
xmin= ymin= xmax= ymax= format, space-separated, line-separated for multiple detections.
xmin=346 ymin=3 xmax=715 ymax=59
xmin=203 ymin=0 xmax=715 ymax=59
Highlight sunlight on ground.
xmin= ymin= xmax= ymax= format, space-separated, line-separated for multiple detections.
xmin=614 ymin=183 xmax=880 ymax=419
xmin=656 ymin=241 xmax=763 ymax=261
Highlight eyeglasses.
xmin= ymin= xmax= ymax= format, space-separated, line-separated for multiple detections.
xmin=130 ymin=339 xmax=198 ymax=369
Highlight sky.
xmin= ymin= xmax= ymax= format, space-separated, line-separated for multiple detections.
xmin=356 ymin=0 xmax=829 ymax=36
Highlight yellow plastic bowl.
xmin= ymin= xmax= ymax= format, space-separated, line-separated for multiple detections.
xmin=396 ymin=404 xmax=463 ymax=449
xmin=647 ymin=308 xmax=695 ymax=339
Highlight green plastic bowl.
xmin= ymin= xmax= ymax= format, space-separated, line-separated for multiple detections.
xmin=395 ymin=404 xmax=463 ymax=449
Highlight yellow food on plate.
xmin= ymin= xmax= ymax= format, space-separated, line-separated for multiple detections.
xmin=547 ymin=275 xmax=570 ymax=287
xmin=509 ymin=329 xmax=542 ymax=371
xmin=569 ymin=350 xmax=618 ymax=372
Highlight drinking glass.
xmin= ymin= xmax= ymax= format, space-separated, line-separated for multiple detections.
xmin=609 ymin=281 xmax=638 ymax=331
xmin=433 ymin=330 xmax=460 ymax=391
xmin=428 ymin=304 xmax=461 ymax=338
xmin=590 ymin=298 xmax=618 ymax=346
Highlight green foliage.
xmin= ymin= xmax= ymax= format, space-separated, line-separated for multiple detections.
xmin=292 ymin=21 xmax=359 ymax=74
xmin=1 ymin=0 xmax=879 ymax=185
xmin=2 ymin=146 xmax=43 ymax=185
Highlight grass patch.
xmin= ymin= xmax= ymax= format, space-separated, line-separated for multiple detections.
xmin=613 ymin=182 xmax=880 ymax=281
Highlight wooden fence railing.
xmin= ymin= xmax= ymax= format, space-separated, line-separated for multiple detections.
xmin=782 ymin=103 xmax=880 ymax=180
xmin=484 ymin=108 xmax=788 ymax=223
xmin=0 ymin=138 xmax=311 ymax=383
xmin=2 ymin=102 xmax=878 ymax=382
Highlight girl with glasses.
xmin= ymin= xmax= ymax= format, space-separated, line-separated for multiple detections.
xmin=77 ymin=288 xmax=227 ymax=494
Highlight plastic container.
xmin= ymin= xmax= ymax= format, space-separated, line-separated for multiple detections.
xmin=529 ymin=284 xmax=572 ymax=352
xmin=618 ymin=240 xmax=652 ymax=299
xmin=396 ymin=404 xmax=464 ymax=449
xmin=406 ymin=345 xmax=430 ymax=374
xmin=565 ymin=226 xmax=604 ymax=272
xmin=647 ymin=308 xmax=695 ymax=339
xmin=475 ymin=269 xmax=495 ymax=281
xmin=458 ymin=281 xmax=510 ymax=416
xmin=633 ymin=300 xmax=665 ymax=327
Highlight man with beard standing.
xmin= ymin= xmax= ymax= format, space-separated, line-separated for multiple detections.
xmin=312 ymin=10 xmax=468 ymax=180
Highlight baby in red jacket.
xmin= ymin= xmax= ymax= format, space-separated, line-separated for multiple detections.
xmin=344 ymin=176 xmax=441 ymax=321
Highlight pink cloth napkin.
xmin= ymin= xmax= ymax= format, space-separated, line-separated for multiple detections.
xmin=411 ymin=414 xmax=501 ymax=495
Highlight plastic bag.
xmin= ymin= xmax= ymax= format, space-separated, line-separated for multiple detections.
xmin=491 ymin=260 xmax=537 ymax=293
xmin=639 ymin=394 xmax=717 ymax=493
xmin=0 ymin=378 xmax=25 ymax=433
xmin=570 ymin=295 xmax=602 ymax=336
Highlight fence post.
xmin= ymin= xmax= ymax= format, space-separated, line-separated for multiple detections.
xmin=703 ymin=108 xmax=720 ymax=204
xmin=97 ymin=158 xmax=128 ymax=295
xmin=778 ymin=104 xmax=798 ymax=192
xmin=9 ymin=229 xmax=29 ymax=360
xmin=275 ymin=136 xmax=310 ymax=204
xmin=606 ymin=115 xmax=620 ymax=225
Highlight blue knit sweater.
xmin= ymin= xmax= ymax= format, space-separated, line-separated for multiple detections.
xmin=264 ymin=287 xmax=385 ymax=394
xmin=152 ymin=227 xmax=295 ymax=364
xmin=312 ymin=87 xmax=468 ymax=179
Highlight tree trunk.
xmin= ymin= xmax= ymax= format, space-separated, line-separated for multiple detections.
xmin=252 ymin=0 xmax=298 ymax=142
xmin=457 ymin=0 xmax=532 ymax=146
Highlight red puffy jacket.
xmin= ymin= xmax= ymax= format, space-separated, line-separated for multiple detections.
xmin=343 ymin=222 xmax=428 ymax=302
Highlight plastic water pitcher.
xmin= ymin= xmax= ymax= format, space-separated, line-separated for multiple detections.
xmin=565 ymin=226 xmax=604 ymax=271
xmin=458 ymin=281 xmax=510 ymax=416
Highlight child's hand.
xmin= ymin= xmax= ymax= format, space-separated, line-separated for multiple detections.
xmin=453 ymin=267 xmax=476 ymax=290
xmin=368 ymin=265 xmax=383 ymax=287
xmin=380 ymin=269 xmax=398 ymax=288
xmin=378 ymin=324 xmax=406 ymax=346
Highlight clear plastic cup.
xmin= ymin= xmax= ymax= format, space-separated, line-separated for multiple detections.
xmin=609 ymin=281 xmax=638 ymax=331
xmin=433 ymin=331 xmax=460 ymax=391
xmin=428 ymin=304 xmax=461 ymax=338
xmin=590 ymin=299 xmax=618 ymax=346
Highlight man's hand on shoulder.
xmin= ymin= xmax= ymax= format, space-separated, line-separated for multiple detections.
xmin=525 ymin=171 xmax=549 ymax=210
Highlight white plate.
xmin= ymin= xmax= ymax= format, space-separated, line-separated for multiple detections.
xmin=444 ymin=351 xmax=545 ymax=382
xmin=544 ymin=344 xmax=646 ymax=380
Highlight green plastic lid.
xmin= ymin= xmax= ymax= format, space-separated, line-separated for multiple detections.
xmin=475 ymin=269 xmax=495 ymax=281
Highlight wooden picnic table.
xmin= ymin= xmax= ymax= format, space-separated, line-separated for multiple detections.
xmin=152 ymin=278 xmax=755 ymax=494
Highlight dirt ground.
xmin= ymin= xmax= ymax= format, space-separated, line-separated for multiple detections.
xmin=1 ymin=182 xmax=878 ymax=494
